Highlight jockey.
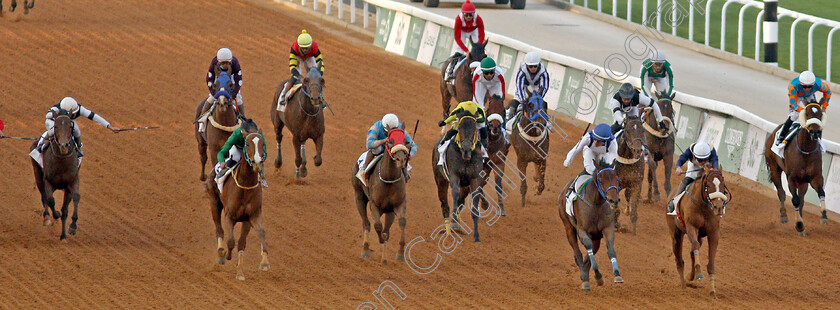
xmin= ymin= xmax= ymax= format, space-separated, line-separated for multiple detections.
xmin=640 ymin=50 xmax=674 ymax=97
xmin=33 ymin=97 xmax=120 ymax=158
xmin=667 ymin=141 xmax=719 ymax=215
xmin=562 ymin=123 xmax=617 ymax=209
xmin=507 ymin=51 xmax=549 ymax=128
xmin=277 ymin=29 xmax=325 ymax=112
xmin=472 ymin=57 xmax=505 ymax=108
xmin=609 ymin=82 xmax=665 ymax=134
xmin=356 ymin=114 xmax=418 ymax=186
xmin=204 ymin=48 xmax=244 ymax=115
xmin=776 ymin=70 xmax=832 ymax=146
xmin=0 ymin=118 xmax=4 ymax=138
xmin=444 ymin=0 xmax=485 ymax=83
xmin=437 ymin=100 xmax=487 ymax=166
xmin=197 ymin=72 xmax=236 ymax=133
xmin=214 ymin=118 xmax=268 ymax=189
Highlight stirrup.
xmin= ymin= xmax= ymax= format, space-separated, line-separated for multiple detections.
xmin=666 ymin=201 xmax=677 ymax=216
xmin=356 ymin=168 xmax=367 ymax=187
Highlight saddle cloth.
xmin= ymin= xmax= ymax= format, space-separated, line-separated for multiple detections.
xmin=29 ymin=143 xmax=81 ymax=169
xmin=276 ymin=84 xmax=304 ymax=110
xmin=214 ymin=162 xmax=240 ymax=194
xmin=771 ymin=123 xmax=825 ymax=158
xmin=565 ymin=174 xmax=593 ymax=217
xmin=357 ymin=151 xmax=384 ymax=176
xmin=669 ymin=190 xmax=688 ymax=217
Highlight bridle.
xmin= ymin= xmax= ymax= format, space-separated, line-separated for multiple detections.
xmin=687 ymin=169 xmax=732 ymax=212
xmin=298 ymin=79 xmax=325 ymax=117
xmin=234 ymin=132 xmax=265 ymax=190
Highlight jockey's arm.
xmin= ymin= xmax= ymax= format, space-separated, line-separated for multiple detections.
xmin=788 ymin=83 xmax=802 ymax=112
xmin=581 ymin=147 xmax=597 ymax=175
xmin=476 ymin=15 xmax=486 ymax=44
xmin=539 ymin=71 xmax=550 ymax=97
xmin=313 ymin=49 xmax=325 ymax=75
xmin=665 ymin=63 xmax=675 ymax=94
xmin=640 ymin=94 xmax=663 ymax=122
xmin=454 ymin=16 xmax=469 ymax=53
xmin=639 ymin=66 xmax=650 ymax=97
xmin=675 ymin=147 xmax=693 ymax=169
xmin=366 ymin=124 xmax=386 ymax=149
xmin=819 ymin=82 xmax=831 ymax=109
xmin=405 ymin=134 xmax=418 ymax=158
xmin=709 ymin=149 xmax=720 ymax=169
xmin=515 ymin=70 xmax=527 ymax=101
xmin=78 ymin=106 xmax=112 ymax=129
xmin=206 ymin=59 xmax=217 ymax=94
xmin=497 ymin=69 xmax=506 ymax=96
xmin=605 ymin=138 xmax=618 ymax=164
xmin=609 ymin=98 xmax=624 ymax=124
xmin=231 ymin=58 xmax=242 ymax=99
xmin=218 ymin=130 xmax=241 ymax=164
xmin=565 ymin=135 xmax=588 ymax=164
xmin=289 ymin=47 xmax=301 ymax=77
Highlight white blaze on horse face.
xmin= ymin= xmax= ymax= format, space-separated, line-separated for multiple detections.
xmin=252 ymin=136 xmax=263 ymax=164
xmin=812 ymin=107 xmax=818 ymax=115
xmin=709 ymin=177 xmax=727 ymax=201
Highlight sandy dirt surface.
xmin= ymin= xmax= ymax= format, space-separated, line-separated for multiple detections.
xmin=0 ymin=1 xmax=838 ymax=308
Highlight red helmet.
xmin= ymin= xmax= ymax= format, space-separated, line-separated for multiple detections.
xmin=461 ymin=1 xmax=475 ymax=13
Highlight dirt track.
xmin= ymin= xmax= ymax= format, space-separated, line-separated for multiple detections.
xmin=1 ymin=1 xmax=839 ymax=308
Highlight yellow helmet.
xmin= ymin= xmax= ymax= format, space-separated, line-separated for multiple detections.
xmin=297 ymin=30 xmax=313 ymax=48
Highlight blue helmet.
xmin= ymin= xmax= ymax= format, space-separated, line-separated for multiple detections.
xmin=592 ymin=123 xmax=613 ymax=142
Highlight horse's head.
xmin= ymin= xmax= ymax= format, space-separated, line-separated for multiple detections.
xmin=594 ymin=159 xmax=621 ymax=209
xmin=385 ymin=128 xmax=409 ymax=170
xmin=803 ymin=103 xmax=824 ymax=140
xmin=213 ymin=72 xmax=235 ymax=112
xmin=487 ymin=113 xmax=504 ymax=138
xmin=455 ymin=116 xmax=479 ymax=161
xmin=655 ymin=91 xmax=675 ymax=119
xmin=52 ymin=114 xmax=74 ymax=155
xmin=468 ymin=39 xmax=486 ymax=63
xmin=523 ymin=90 xmax=548 ymax=124
xmin=302 ymin=67 xmax=326 ymax=109
xmin=241 ymin=119 xmax=267 ymax=174
xmin=701 ymin=166 xmax=730 ymax=217
xmin=621 ymin=115 xmax=646 ymax=154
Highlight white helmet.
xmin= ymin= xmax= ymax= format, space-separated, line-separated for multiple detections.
xmin=216 ymin=48 xmax=233 ymax=62
xmin=799 ymin=70 xmax=816 ymax=86
xmin=693 ymin=141 xmax=712 ymax=159
xmin=59 ymin=97 xmax=80 ymax=114
xmin=652 ymin=50 xmax=666 ymax=63
xmin=382 ymin=113 xmax=400 ymax=131
xmin=524 ymin=52 xmax=541 ymax=66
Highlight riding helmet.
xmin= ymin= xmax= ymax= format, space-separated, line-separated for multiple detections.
xmin=693 ymin=142 xmax=712 ymax=159
xmin=524 ymin=52 xmax=541 ymax=66
xmin=298 ymin=30 xmax=313 ymax=48
xmin=592 ymin=123 xmax=613 ymax=142
xmin=480 ymin=57 xmax=496 ymax=73
xmin=618 ymin=83 xmax=635 ymax=100
xmin=799 ymin=70 xmax=816 ymax=86
xmin=59 ymin=97 xmax=80 ymax=114
xmin=216 ymin=48 xmax=232 ymax=62
xmin=651 ymin=50 xmax=666 ymax=63
xmin=382 ymin=114 xmax=400 ymax=131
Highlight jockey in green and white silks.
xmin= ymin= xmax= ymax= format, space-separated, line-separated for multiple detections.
xmin=640 ymin=50 xmax=674 ymax=97
xmin=609 ymin=83 xmax=665 ymax=134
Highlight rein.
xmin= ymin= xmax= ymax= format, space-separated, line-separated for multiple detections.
xmin=208 ymin=101 xmax=241 ymax=132
xmin=298 ymin=83 xmax=325 ymax=117
xmin=577 ymin=168 xmax=621 ymax=210
xmin=685 ymin=171 xmax=731 ymax=212
xmin=795 ymin=129 xmax=821 ymax=155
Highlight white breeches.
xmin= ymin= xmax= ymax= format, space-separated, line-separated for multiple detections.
xmin=473 ymin=82 xmax=503 ymax=109
xmin=643 ymin=76 xmax=669 ymax=96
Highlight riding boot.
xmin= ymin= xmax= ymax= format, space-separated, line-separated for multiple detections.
xmin=277 ymin=81 xmax=292 ymax=112
xmin=777 ymin=118 xmax=794 ymax=145
xmin=438 ymin=130 xmax=458 ymax=166
xmin=356 ymin=151 xmax=375 ymax=187
xmin=675 ymin=177 xmax=694 ymax=196
xmin=666 ymin=199 xmax=677 ymax=216
xmin=403 ymin=167 xmax=411 ymax=183
xmin=74 ymin=137 xmax=84 ymax=157
xmin=236 ymin=103 xmax=245 ymax=117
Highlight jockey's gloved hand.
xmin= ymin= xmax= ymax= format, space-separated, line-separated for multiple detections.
xmin=659 ymin=121 xmax=667 ymax=130
xmin=438 ymin=120 xmax=446 ymax=127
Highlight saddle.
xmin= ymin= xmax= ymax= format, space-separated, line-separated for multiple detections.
xmin=770 ymin=123 xmax=826 ymax=158
xmin=285 ymin=84 xmax=303 ymax=101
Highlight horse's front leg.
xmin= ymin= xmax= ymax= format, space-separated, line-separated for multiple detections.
xmin=396 ymin=201 xmax=407 ymax=261
xmin=517 ymin=158 xmax=528 ymax=208
xmin=707 ymin=228 xmax=720 ymax=298
xmin=535 ymin=159 xmax=546 ymax=195
xmin=663 ymin=153 xmax=674 ymax=197
xmin=382 ymin=212 xmax=395 ymax=265
xmin=495 ymin=174 xmax=506 ymax=216
xmin=790 ymin=180 xmax=807 ymax=236
xmin=250 ymin=212 xmax=270 ymax=271
xmin=577 ymin=231 xmax=598 ymax=292
xmin=68 ymin=182 xmax=80 ymax=236
xmin=58 ymin=190 xmax=72 ymax=241
xmin=470 ymin=178 xmax=482 ymax=242
xmin=293 ymin=138 xmax=306 ymax=179
xmin=604 ymin=226 xmax=624 ymax=283
xmin=685 ymin=226 xmax=703 ymax=281
xmin=630 ymin=185 xmax=641 ymax=236
xmin=647 ymin=159 xmax=659 ymax=201
xmin=313 ymin=134 xmax=324 ymax=167
xmin=273 ymin=116 xmax=285 ymax=169
xmin=235 ymin=222 xmax=251 ymax=281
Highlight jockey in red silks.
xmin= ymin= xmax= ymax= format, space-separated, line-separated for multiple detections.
xmin=444 ymin=0 xmax=485 ymax=83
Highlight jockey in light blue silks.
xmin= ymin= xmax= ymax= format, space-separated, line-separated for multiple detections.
xmin=356 ymin=114 xmax=418 ymax=186
xmin=562 ymin=123 xmax=617 ymax=211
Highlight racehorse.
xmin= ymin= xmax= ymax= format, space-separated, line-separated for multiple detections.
xmin=764 ymin=102 xmax=828 ymax=236
xmin=509 ymin=91 xmax=550 ymax=208
xmin=351 ymin=128 xmax=410 ymax=264
xmin=433 ymin=116 xmax=486 ymax=242
xmin=204 ymin=120 xmax=270 ymax=280
xmin=271 ymin=67 xmax=326 ymax=179
xmin=440 ymin=39 xmax=486 ymax=119
xmin=481 ymin=94 xmax=511 ymax=215
xmin=0 ymin=0 xmax=34 ymax=16
xmin=644 ymin=92 xmax=676 ymax=202
xmin=666 ymin=166 xmax=731 ymax=298
xmin=195 ymin=72 xmax=240 ymax=181
xmin=558 ymin=160 xmax=624 ymax=292
xmin=29 ymin=113 xmax=80 ymax=241
xmin=614 ymin=114 xmax=647 ymax=235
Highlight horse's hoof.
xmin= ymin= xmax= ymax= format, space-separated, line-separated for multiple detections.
xmin=500 ymin=209 xmax=507 ymax=217
xmin=53 ymin=210 xmax=62 ymax=219
xmin=43 ymin=219 xmax=52 ymax=226
xmin=314 ymin=156 xmax=322 ymax=167
xmin=474 ymin=237 xmax=480 ymax=243
xmin=581 ymin=282 xmax=591 ymax=292
xmin=614 ymin=276 xmax=624 ymax=283
xmin=68 ymin=227 xmax=76 ymax=235
xmin=780 ymin=216 xmax=789 ymax=224
xmin=361 ymin=251 xmax=371 ymax=258
xmin=217 ymin=258 xmax=225 ymax=265
xmin=396 ymin=254 xmax=405 ymax=261
xmin=60 ymin=235 xmax=67 ymax=241
xmin=652 ymin=195 xmax=661 ymax=202
xmin=259 ymin=263 xmax=270 ymax=271
xmin=822 ymin=219 xmax=829 ymax=225
xmin=795 ymin=221 xmax=805 ymax=233
xmin=236 ymin=274 xmax=246 ymax=281
xmin=695 ymin=273 xmax=705 ymax=281
xmin=799 ymin=231 xmax=807 ymax=237
xmin=381 ymin=259 xmax=388 ymax=265
xmin=596 ymin=277 xmax=604 ymax=286
xmin=300 ymin=167 xmax=308 ymax=178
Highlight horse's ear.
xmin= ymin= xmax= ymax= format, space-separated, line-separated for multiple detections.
xmin=669 ymin=92 xmax=676 ymax=100
xmin=469 ymin=37 xmax=474 ymax=45
xmin=303 ymin=77 xmax=310 ymax=85
xmin=319 ymin=77 xmax=325 ymax=86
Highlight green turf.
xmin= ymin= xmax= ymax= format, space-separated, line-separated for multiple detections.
xmin=571 ymin=0 xmax=840 ymax=82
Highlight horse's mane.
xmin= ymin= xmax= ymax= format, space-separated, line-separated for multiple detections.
xmin=306 ymin=67 xmax=322 ymax=79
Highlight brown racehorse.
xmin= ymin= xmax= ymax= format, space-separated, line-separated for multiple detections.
xmin=558 ymin=161 xmax=624 ymax=292
xmin=30 ymin=113 xmax=80 ymax=241
xmin=510 ymin=92 xmax=550 ymax=208
xmin=764 ymin=102 xmax=828 ymax=236
xmin=433 ymin=116 xmax=486 ymax=242
xmin=666 ymin=166 xmax=731 ymax=298
xmin=352 ymin=128 xmax=410 ymax=264
xmin=644 ymin=92 xmax=676 ymax=202
xmin=195 ymin=74 xmax=240 ymax=181
xmin=440 ymin=39 xmax=486 ymax=119
xmin=481 ymin=94 xmax=511 ymax=215
xmin=271 ymin=67 xmax=326 ymax=179
xmin=204 ymin=121 xmax=270 ymax=280
xmin=614 ymin=114 xmax=646 ymax=235
xmin=0 ymin=0 xmax=34 ymax=16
